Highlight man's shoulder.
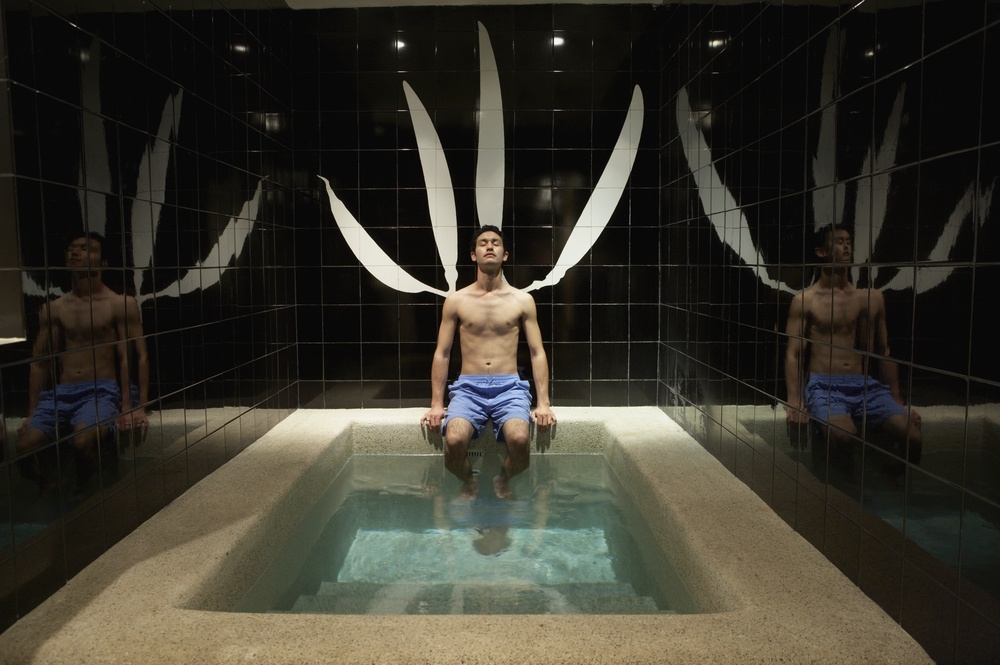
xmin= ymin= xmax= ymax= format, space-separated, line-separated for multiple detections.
xmin=448 ymin=285 xmax=477 ymax=301
xmin=92 ymin=288 xmax=131 ymax=308
xmin=46 ymin=292 xmax=73 ymax=313
xmin=794 ymin=284 xmax=818 ymax=303
xmin=857 ymin=286 xmax=886 ymax=307
xmin=507 ymin=283 xmax=532 ymax=299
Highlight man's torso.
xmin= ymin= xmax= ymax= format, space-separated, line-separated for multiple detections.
xmin=454 ymin=286 xmax=524 ymax=375
xmin=51 ymin=291 xmax=123 ymax=384
xmin=802 ymin=284 xmax=879 ymax=376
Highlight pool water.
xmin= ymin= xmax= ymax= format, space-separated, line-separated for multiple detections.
xmin=235 ymin=453 xmax=697 ymax=615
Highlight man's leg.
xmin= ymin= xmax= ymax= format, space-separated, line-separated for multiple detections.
xmin=496 ymin=418 xmax=530 ymax=498
xmin=15 ymin=427 xmax=51 ymax=491
xmin=69 ymin=382 xmax=120 ymax=493
xmin=70 ymin=423 xmax=107 ymax=492
xmin=443 ymin=417 xmax=477 ymax=498
xmin=880 ymin=411 xmax=923 ymax=466
xmin=813 ymin=414 xmax=858 ymax=473
xmin=804 ymin=376 xmax=859 ymax=472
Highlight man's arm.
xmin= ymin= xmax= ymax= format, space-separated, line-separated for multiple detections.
xmin=422 ymin=295 xmax=459 ymax=430
xmin=116 ymin=295 xmax=149 ymax=429
xmin=25 ymin=303 xmax=57 ymax=417
xmin=871 ymin=290 xmax=902 ymax=402
xmin=520 ymin=293 xmax=555 ymax=430
xmin=784 ymin=292 xmax=809 ymax=424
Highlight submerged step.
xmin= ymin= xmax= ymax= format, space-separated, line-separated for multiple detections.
xmin=291 ymin=582 xmax=666 ymax=615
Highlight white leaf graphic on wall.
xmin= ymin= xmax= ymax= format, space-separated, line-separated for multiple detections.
xmin=323 ymin=22 xmax=643 ymax=296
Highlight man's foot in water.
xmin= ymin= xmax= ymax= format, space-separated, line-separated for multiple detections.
xmin=493 ymin=473 xmax=513 ymax=499
xmin=459 ymin=476 xmax=478 ymax=499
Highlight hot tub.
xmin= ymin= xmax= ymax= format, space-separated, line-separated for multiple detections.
xmin=0 ymin=407 xmax=931 ymax=664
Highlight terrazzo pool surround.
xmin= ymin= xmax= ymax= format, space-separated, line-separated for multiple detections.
xmin=0 ymin=407 xmax=932 ymax=664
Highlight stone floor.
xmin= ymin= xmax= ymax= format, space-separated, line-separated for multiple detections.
xmin=0 ymin=407 xmax=932 ymax=664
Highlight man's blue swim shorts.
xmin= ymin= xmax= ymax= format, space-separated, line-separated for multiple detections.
xmin=442 ymin=374 xmax=531 ymax=443
xmin=28 ymin=379 xmax=122 ymax=441
xmin=804 ymin=374 xmax=905 ymax=426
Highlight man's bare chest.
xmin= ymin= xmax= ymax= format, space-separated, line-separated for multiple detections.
xmin=806 ymin=291 xmax=869 ymax=333
xmin=457 ymin=297 xmax=522 ymax=337
xmin=56 ymin=300 xmax=118 ymax=345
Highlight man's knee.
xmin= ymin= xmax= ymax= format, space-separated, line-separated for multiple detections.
xmin=502 ymin=418 xmax=530 ymax=444
xmin=502 ymin=421 xmax=530 ymax=468
xmin=816 ymin=417 xmax=855 ymax=448
xmin=443 ymin=421 xmax=473 ymax=459
xmin=70 ymin=428 xmax=102 ymax=451
xmin=16 ymin=428 xmax=48 ymax=454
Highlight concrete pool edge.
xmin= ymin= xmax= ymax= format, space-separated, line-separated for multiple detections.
xmin=0 ymin=407 xmax=932 ymax=664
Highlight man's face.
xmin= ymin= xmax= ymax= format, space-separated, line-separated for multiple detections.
xmin=471 ymin=231 xmax=507 ymax=266
xmin=818 ymin=229 xmax=852 ymax=263
xmin=66 ymin=237 xmax=104 ymax=271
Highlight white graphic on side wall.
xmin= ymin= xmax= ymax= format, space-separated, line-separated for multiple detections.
xmin=321 ymin=22 xmax=645 ymax=296
xmin=22 ymin=37 xmax=262 ymax=305
xmin=676 ymin=26 xmax=994 ymax=295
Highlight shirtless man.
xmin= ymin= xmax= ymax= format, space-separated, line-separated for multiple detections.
xmin=17 ymin=233 xmax=149 ymax=491
xmin=422 ymin=225 xmax=556 ymax=499
xmin=784 ymin=224 xmax=921 ymax=465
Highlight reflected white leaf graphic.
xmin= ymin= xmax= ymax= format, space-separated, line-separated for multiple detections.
xmin=852 ymin=83 xmax=905 ymax=285
xmin=22 ymin=75 xmax=261 ymax=304
xmin=324 ymin=22 xmax=643 ymax=297
xmin=132 ymin=88 xmax=184 ymax=300
xmin=811 ymin=28 xmax=844 ymax=230
xmin=880 ymin=182 xmax=994 ymax=293
xmin=675 ymin=88 xmax=793 ymax=295
xmin=677 ymin=26 xmax=991 ymax=296
xmin=80 ymin=37 xmax=111 ymax=238
xmin=145 ymin=180 xmax=264 ymax=301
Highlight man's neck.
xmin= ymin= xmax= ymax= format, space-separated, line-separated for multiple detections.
xmin=817 ymin=266 xmax=850 ymax=290
xmin=71 ymin=272 xmax=106 ymax=298
xmin=475 ymin=267 xmax=505 ymax=292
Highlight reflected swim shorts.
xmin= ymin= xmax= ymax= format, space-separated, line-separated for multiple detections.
xmin=804 ymin=374 xmax=906 ymax=427
xmin=28 ymin=380 xmax=122 ymax=441
xmin=442 ymin=374 xmax=531 ymax=443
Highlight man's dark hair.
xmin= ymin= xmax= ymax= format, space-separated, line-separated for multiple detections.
xmin=469 ymin=224 xmax=505 ymax=251
xmin=66 ymin=231 xmax=106 ymax=257
xmin=813 ymin=223 xmax=850 ymax=251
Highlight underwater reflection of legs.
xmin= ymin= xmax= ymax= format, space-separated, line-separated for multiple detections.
xmin=472 ymin=527 xmax=511 ymax=556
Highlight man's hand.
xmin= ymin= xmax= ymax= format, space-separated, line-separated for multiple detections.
xmin=531 ymin=405 xmax=556 ymax=432
xmin=421 ymin=406 xmax=447 ymax=431
xmin=17 ymin=413 xmax=34 ymax=438
xmin=784 ymin=401 xmax=809 ymax=425
xmin=117 ymin=409 xmax=149 ymax=432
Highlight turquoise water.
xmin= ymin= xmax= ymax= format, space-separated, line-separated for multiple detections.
xmin=236 ymin=453 xmax=697 ymax=615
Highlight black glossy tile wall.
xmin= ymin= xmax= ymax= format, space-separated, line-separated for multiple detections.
xmin=0 ymin=1 xmax=296 ymax=632
xmin=1 ymin=0 xmax=995 ymax=659
xmin=658 ymin=1 xmax=1000 ymax=663
xmin=292 ymin=4 xmax=662 ymax=409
